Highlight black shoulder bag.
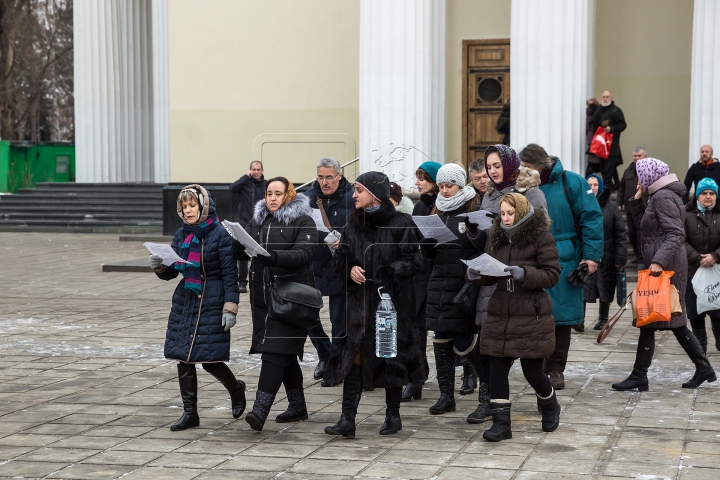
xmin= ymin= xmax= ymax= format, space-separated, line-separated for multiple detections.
xmin=561 ymin=171 xmax=583 ymax=245
xmin=267 ymin=277 xmax=323 ymax=330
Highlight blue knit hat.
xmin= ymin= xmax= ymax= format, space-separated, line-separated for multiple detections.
xmin=697 ymin=177 xmax=719 ymax=196
xmin=587 ymin=173 xmax=604 ymax=195
xmin=417 ymin=161 xmax=442 ymax=183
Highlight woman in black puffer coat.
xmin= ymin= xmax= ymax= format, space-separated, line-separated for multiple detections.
xmin=150 ymin=184 xmax=245 ymax=432
xmin=583 ymin=174 xmax=627 ymax=331
xmin=420 ymin=164 xmax=481 ymax=416
xmin=233 ymin=177 xmax=317 ymax=431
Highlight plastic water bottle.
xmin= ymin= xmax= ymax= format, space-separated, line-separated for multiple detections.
xmin=375 ymin=288 xmax=398 ymax=358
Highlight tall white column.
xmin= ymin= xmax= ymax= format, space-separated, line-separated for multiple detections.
xmin=689 ymin=0 xmax=720 ymax=166
xmin=510 ymin=0 xmax=595 ymax=174
xmin=359 ymin=0 xmax=446 ymax=190
xmin=74 ymin=0 xmax=166 ymax=183
xmin=152 ymin=0 xmax=171 ymax=183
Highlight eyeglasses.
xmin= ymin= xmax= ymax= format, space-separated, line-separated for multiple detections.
xmin=317 ymin=174 xmax=339 ymax=183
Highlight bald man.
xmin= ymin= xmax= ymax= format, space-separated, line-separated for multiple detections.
xmin=683 ymin=145 xmax=720 ymax=203
xmin=592 ymin=90 xmax=627 ymax=192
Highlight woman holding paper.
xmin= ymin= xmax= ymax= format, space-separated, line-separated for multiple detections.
xmin=231 ymin=177 xmax=318 ymax=431
xmin=149 ymin=184 xmax=245 ymax=431
xmin=468 ymin=193 xmax=561 ymax=442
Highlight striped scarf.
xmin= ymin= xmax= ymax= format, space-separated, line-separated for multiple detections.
xmin=174 ymin=214 xmax=218 ymax=295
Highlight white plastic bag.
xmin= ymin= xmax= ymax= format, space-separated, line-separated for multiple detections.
xmin=691 ymin=264 xmax=720 ymax=314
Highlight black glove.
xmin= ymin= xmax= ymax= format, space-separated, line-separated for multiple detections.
xmin=419 ymin=238 xmax=438 ymax=259
xmin=465 ymin=216 xmax=479 ymax=234
xmin=255 ymin=250 xmax=278 ymax=267
xmin=375 ymin=266 xmax=396 ymax=293
xmin=567 ymin=263 xmax=589 ymax=287
xmin=232 ymin=240 xmax=246 ymax=260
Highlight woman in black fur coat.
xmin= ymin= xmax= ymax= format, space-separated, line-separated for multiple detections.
xmin=323 ymin=171 xmax=424 ymax=437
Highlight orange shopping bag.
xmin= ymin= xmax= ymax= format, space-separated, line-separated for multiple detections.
xmin=632 ymin=270 xmax=675 ymax=327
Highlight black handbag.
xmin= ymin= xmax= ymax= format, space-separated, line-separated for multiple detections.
xmin=616 ymin=266 xmax=627 ymax=307
xmin=267 ymin=279 xmax=323 ymax=330
xmin=453 ymin=282 xmax=479 ymax=317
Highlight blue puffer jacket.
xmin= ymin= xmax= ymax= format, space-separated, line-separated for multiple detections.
xmin=156 ymin=203 xmax=239 ymax=363
xmin=303 ymin=177 xmax=354 ymax=297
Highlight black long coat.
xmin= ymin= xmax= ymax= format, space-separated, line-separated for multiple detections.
xmin=584 ymin=188 xmax=627 ymax=304
xmin=411 ymin=194 xmax=436 ymax=329
xmin=592 ymin=101 xmax=626 ymax=161
xmin=323 ymin=202 xmax=425 ymax=389
xmin=241 ymin=195 xmax=318 ymax=357
xmin=685 ymin=200 xmax=720 ymax=279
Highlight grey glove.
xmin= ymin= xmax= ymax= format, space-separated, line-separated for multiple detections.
xmin=148 ymin=254 xmax=163 ymax=269
xmin=222 ymin=312 xmax=237 ymax=331
xmin=504 ymin=266 xmax=525 ymax=283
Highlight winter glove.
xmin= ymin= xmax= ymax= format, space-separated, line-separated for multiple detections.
xmin=255 ymin=250 xmax=278 ymax=267
xmin=374 ymin=266 xmax=396 ymax=294
xmin=148 ymin=254 xmax=163 ymax=270
xmin=419 ymin=238 xmax=438 ymax=259
xmin=567 ymin=263 xmax=589 ymax=287
xmin=503 ymin=266 xmax=525 ymax=283
xmin=222 ymin=312 xmax=236 ymax=331
xmin=465 ymin=217 xmax=479 ymax=235
xmin=232 ymin=240 xmax=247 ymax=260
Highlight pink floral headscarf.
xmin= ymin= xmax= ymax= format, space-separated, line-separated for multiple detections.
xmin=636 ymin=158 xmax=669 ymax=190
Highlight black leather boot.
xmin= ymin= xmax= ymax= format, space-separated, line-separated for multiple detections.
xmin=537 ymin=388 xmax=561 ymax=432
xmin=612 ymin=331 xmax=653 ymax=392
xmin=171 ymin=363 xmax=200 ymax=431
xmin=202 ymin=363 xmax=246 ymax=419
xmin=380 ymin=387 xmax=402 ymax=435
xmin=690 ymin=317 xmax=708 ymax=353
xmin=460 ymin=359 xmax=477 ymax=395
xmin=675 ymin=327 xmax=717 ymax=388
xmin=325 ymin=364 xmax=362 ymax=438
xmin=245 ymin=390 xmax=276 ymax=431
xmin=711 ymin=318 xmax=720 ymax=352
xmin=429 ymin=341 xmax=456 ymax=414
xmin=400 ymin=381 xmax=423 ymax=402
xmin=594 ymin=302 xmax=610 ymax=330
xmin=466 ymin=382 xmax=491 ymax=424
xmin=275 ymin=388 xmax=308 ymax=423
xmin=482 ymin=403 xmax=512 ymax=442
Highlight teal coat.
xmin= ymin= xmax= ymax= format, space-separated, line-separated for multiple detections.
xmin=539 ymin=160 xmax=604 ymax=325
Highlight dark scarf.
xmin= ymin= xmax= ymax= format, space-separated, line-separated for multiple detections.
xmin=174 ymin=215 xmax=219 ymax=295
xmin=420 ymin=193 xmax=437 ymax=208
xmin=540 ymin=167 xmax=553 ymax=186
xmin=487 ymin=144 xmax=520 ymax=191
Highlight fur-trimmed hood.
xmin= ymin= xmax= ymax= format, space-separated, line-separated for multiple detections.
xmin=489 ymin=209 xmax=552 ymax=250
xmin=486 ymin=165 xmax=541 ymax=194
xmin=253 ymin=194 xmax=312 ymax=226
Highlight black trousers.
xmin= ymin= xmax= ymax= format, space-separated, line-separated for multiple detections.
xmin=545 ymin=326 xmax=572 ymax=372
xmin=238 ymin=260 xmax=248 ymax=284
xmin=489 ymin=357 xmax=552 ymax=400
xmin=257 ymin=354 xmax=304 ymax=394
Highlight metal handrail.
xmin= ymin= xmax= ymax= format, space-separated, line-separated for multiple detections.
xmin=297 ymin=157 xmax=360 ymax=190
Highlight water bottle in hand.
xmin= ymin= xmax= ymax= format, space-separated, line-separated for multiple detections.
xmin=375 ymin=288 xmax=397 ymax=358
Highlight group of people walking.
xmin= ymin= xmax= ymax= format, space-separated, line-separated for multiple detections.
xmin=147 ymin=144 xmax=717 ymax=443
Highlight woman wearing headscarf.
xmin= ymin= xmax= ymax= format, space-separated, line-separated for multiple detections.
xmin=421 ymin=163 xmax=483 ymax=415
xmin=232 ymin=177 xmax=318 ymax=431
xmin=149 ymin=185 xmax=245 ymax=431
xmin=463 ymin=144 xmax=547 ymax=425
xmin=685 ymin=177 xmax=720 ymax=352
xmin=612 ymin=159 xmax=716 ymax=391
xmin=467 ymin=193 xmax=561 ymax=442
xmin=584 ymin=174 xmax=627 ymax=330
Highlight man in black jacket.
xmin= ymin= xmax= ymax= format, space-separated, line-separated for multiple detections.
xmin=617 ymin=147 xmax=645 ymax=264
xmin=229 ymin=161 xmax=265 ymax=292
xmin=682 ymin=145 xmax=720 ymax=204
xmin=592 ymin=90 xmax=626 ymax=191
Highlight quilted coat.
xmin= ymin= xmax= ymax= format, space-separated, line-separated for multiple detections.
xmin=685 ymin=200 xmax=720 ymax=279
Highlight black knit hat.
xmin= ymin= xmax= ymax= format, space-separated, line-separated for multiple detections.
xmin=355 ymin=171 xmax=391 ymax=201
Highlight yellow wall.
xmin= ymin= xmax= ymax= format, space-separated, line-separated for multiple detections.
xmin=168 ymin=0 xmax=360 ymax=184
xmin=445 ymin=0 xmax=511 ymax=165
xmin=594 ymin=0 xmax=693 ymax=178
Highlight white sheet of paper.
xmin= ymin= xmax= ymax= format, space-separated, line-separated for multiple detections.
xmin=411 ymin=214 xmax=458 ymax=244
xmin=464 ymin=210 xmax=495 ymax=230
xmin=311 ymin=209 xmax=331 ymax=233
xmin=221 ymin=221 xmax=271 ymax=257
xmin=143 ymin=242 xmax=188 ymax=266
xmin=462 ymin=253 xmax=510 ymax=277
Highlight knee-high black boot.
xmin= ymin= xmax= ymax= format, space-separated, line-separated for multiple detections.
xmin=171 ymin=363 xmax=200 ymax=431
xmin=612 ymin=331 xmax=654 ymax=391
xmin=594 ymin=302 xmax=610 ymax=330
xmin=429 ymin=341 xmax=456 ymax=414
xmin=325 ymin=364 xmax=362 ymax=438
xmin=675 ymin=327 xmax=717 ymax=388
xmin=380 ymin=387 xmax=402 ymax=435
xmin=689 ymin=318 xmax=708 ymax=353
xmin=463 ymin=341 xmax=490 ymax=423
xmin=402 ymin=330 xmax=428 ymax=402
xmin=202 ymin=363 xmax=246 ymax=419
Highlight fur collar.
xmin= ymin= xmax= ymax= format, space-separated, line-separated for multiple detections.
xmin=486 ymin=165 xmax=541 ymax=194
xmin=253 ymin=194 xmax=312 ymax=226
xmin=490 ymin=209 xmax=551 ymax=250
xmin=349 ymin=201 xmax=396 ymax=232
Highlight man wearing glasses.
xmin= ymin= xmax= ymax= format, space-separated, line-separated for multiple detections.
xmin=303 ymin=157 xmax=355 ymax=385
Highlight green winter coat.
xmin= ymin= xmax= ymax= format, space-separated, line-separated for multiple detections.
xmin=539 ymin=160 xmax=604 ymax=325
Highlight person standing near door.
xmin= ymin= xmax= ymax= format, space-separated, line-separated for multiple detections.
xmin=592 ymin=90 xmax=626 ymax=191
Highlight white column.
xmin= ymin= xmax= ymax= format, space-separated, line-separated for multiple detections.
xmin=510 ymin=0 xmax=595 ymax=174
xmin=359 ymin=0 xmax=446 ymax=190
xmin=152 ymin=0 xmax=171 ymax=183
xmin=689 ymin=0 xmax=720 ymax=166
xmin=74 ymin=0 xmax=159 ymax=183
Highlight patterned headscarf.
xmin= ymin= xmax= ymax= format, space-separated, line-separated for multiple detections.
xmin=636 ymin=158 xmax=670 ymax=190
xmin=485 ymin=144 xmax=521 ymax=191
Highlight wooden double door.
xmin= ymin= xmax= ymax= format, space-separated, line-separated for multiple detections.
xmin=462 ymin=39 xmax=510 ymax=167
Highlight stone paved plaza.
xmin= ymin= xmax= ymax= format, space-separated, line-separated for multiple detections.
xmin=1 ymin=232 xmax=719 ymax=479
